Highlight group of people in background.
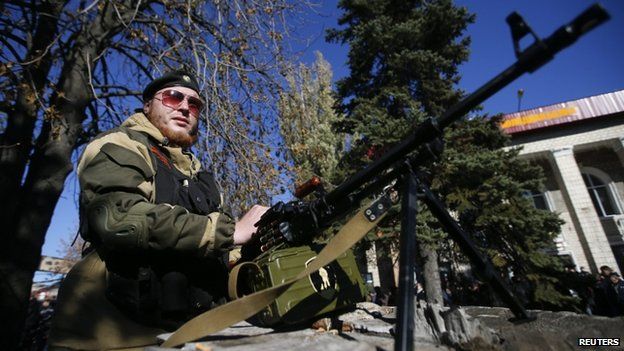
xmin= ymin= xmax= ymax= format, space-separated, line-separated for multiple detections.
xmin=553 ymin=264 xmax=624 ymax=317
xmin=21 ymin=294 xmax=56 ymax=350
xmin=591 ymin=265 xmax=624 ymax=317
xmin=368 ymin=265 xmax=624 ymax=318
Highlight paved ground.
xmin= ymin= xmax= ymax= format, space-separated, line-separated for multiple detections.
xmin=463 ymin=306 xmax=624 ymax=351
xmin=149 ymin=303 xmax=624 ymax=351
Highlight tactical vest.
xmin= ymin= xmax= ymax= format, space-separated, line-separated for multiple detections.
xmin=101 ymin=129 xmax=229 ymax=330
xmin=148 ymin=140 xmax=221 ymax=215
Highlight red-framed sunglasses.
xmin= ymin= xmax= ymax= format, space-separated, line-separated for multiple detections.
xmin=154 ymin=89 xmax=205 ymax=117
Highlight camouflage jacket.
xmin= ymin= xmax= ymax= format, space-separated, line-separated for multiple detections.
xmin=49 ymin=112 xmax=235 ymax=350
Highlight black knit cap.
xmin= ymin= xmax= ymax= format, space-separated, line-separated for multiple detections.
xmin=142 ymin=70 xmax=200 ymax=101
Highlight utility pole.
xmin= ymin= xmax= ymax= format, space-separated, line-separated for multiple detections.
xmin=517 ymin=88 xmax=524 ymax=111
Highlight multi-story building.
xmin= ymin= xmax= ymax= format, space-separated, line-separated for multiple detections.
xmin=363 ymin=90 xmax=624 ymax=289
xmin=501 ymin=89 xmax=624 ymax=274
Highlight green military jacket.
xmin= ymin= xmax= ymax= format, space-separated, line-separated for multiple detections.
xmin=49 ymin=113 xmax=235 ymax=350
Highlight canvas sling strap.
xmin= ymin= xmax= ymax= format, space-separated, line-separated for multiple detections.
xmin=161 ymin=198 xmax=389 ymax=348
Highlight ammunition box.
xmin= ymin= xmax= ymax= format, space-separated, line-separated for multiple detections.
xmin=248 ymin=245 xmax=366 ymax=326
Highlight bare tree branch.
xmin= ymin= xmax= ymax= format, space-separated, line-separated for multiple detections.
xmin=0 ymin=2 xmax=320 ymax=346
xmin=0 ymin=29 xmax=28 ymax=47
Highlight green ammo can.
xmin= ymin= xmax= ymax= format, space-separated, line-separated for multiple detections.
xmin=247 ymin=245 xmax=367 ymax=327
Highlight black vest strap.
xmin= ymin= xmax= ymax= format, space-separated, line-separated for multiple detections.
xmin=121 ymin=127 xmax=221 ymax=215
xmin=148 ymin=142 xmax=220 ymax=215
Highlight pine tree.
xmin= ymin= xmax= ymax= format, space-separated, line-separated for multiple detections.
xmin=327 ymin=0 xmax=572 ymax=308
xmin=327 ymin=0 xmax=474 ymax=305
xmin=327 ymin=0 xmax=471 ymax=143
xmin=278 ymin=52 xmax=346 ymax=187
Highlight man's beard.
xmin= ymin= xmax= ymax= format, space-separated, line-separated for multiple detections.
xmin=149 ymin=115 xmax=198 ymax=148
xmin=160 ymin=125 xmax=198 ymax=148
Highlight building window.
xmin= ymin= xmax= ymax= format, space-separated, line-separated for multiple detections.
xmin=582 ymin=172 xmax=621 ymax=217
xmin=363 ymin=272 xmax=374 ymax=285
xmin=523 ymin=190 xmax=551 ymax=211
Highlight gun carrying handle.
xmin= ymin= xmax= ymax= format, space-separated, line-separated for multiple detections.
xmin=228 ymin=261 xmax=263 ymax=300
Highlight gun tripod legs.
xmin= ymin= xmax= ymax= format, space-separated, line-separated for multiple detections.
xmin=394 ymin=174 xmax=418 ymax=351
xmin=418 ymin=182 xmax=532 ymax=321
xmin=393 ymin=175 xmax=534 ymax=350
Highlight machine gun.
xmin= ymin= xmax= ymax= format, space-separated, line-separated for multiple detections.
xmin=161 ymin=4 xmax=610 ymax=350
xmin=242 ymin=4 xmax=610 ymax=350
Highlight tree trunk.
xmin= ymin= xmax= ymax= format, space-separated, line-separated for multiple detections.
xmin=0 ymin=2 xmax=145 ymax=348
xmin=420 ymin=245 xmax=443 ymax=305
xmin=0 ymin=133 xmax=74 ymax=349
xmin=0 ymin=0 xmax=66 ymax=227
xmin=0 ymin=2 xmax=67 ymax=348
xmin=375 ymin=239 xmax=396 ymax=305
xmin=353 ymin=241 xmax=371 ymax=283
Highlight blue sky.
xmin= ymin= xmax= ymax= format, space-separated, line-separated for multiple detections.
xmin=41 ymin=0 xmax=624 ymax=260
xmin=298 ymin=0 xmax=624 ymax=112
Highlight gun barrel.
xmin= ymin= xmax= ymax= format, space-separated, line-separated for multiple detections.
xmin=551 ymin=4 xmax=610 ymax=48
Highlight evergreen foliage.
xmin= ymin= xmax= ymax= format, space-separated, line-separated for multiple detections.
xmin=327 ymin=0 xmax=471 ymax=142
xmin=327 ymin=0 xmax=573 ymax=308
xmin=440 ymin=116 xmax=572 ymax=308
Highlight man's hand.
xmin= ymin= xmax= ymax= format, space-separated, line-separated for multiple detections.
xmin=233 ymin=205 xmax=270 ymax=245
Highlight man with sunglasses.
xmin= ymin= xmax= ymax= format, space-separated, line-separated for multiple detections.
xmin=49 ymin=70 xmax=268 ymax=350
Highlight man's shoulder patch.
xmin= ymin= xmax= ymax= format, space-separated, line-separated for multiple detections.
xmin=78 ymin=128 xmax=156 ymax=176
xmin=100 ymin=143 xmax=154 ymax=179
